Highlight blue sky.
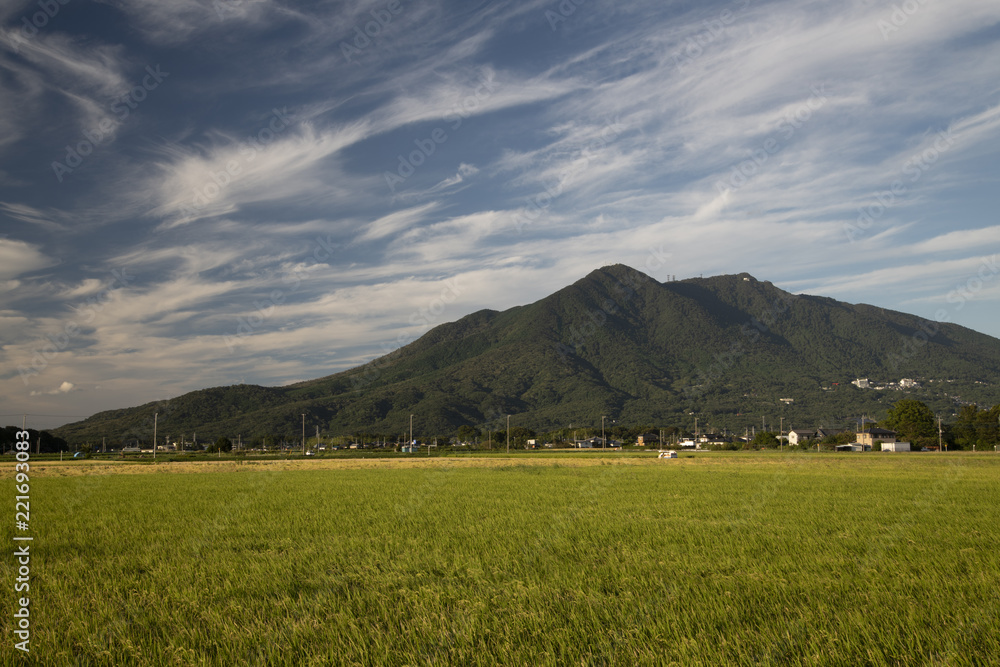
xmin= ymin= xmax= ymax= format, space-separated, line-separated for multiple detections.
xmin=2 ymin=0 xmax=999 ymax=428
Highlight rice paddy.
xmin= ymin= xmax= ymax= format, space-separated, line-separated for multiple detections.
xmin=4 ymin=452 xmax=1000 ymax=665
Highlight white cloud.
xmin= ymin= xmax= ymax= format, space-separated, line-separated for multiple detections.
xmin=356 ymin=203 xmax=439 ymax=243
xmin=149 ymin=121 xmax=374 ymax=228
xmin=29 ymin=381 xmax=75 ymax=397
xmin=0 ymin=239 xmax=55 ymax=280
xmin=0 ymin=202 xmax=68 ymax=232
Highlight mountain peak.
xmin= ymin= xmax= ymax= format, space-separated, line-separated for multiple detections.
xmin=52 ymin=267 xmax=1000 ymax=443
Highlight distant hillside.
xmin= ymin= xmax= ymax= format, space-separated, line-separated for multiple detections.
xmin=52 ymin=266 xmax=1000 ymax=444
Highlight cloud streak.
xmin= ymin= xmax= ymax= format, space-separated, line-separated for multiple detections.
xmin=1 ymin=0 xmax=999 ymax=425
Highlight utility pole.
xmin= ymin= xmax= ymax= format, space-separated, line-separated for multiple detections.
xmin=301 ymin=414 xmax=306 ymax=455
xmin=939 ymin=416 xmax=943 ymax=452
xmin=153 ymin=412 xmax=157 ymax=460
xmin=506 ymin=415 xmax=510 ymax=454
xmin=409 ymin=414 xmax=414 ymax=451
xmin=602 ymin=416 xmax=606 ymax=450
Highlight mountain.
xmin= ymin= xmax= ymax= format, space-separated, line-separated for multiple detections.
xmin=52 ymin=266 xmax=1000 ymax=444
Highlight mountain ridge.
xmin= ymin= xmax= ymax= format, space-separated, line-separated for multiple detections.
xmin=51 ymin=266 xmax=1000 ymax=444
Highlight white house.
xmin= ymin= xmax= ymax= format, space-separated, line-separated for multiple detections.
xmin=788 ymin=429 xmax=817 ymax=446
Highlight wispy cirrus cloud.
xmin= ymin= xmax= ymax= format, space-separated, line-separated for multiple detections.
xmin=1 ymin=0 xmax=999 ymax=424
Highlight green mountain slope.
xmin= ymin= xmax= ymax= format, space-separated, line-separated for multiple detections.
xmin=52 ymin=266 xmax=1000 ymax=444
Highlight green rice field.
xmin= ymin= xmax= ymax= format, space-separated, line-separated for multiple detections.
xmin=4 ymin=452 xmax=1000 ymax=665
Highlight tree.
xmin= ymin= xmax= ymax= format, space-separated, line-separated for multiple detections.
xmin=952 ymin=404 xmax=1000 ymax=450
xmin=456 ymin=425 xmax=480 ymax=443
xmin=208 ymin=437 xmax=233 ymax=453
xmin=752 ymin=431 xmax=778 ymax=449
xmin=510 ymin=426 xmax=536 ymax=448
xmin=883 ymin=399 xmax=936 ymax=446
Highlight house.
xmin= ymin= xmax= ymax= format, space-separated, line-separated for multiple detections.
xmin=852 ymin=378 xmax=871 ymax=389
xmin=857 ymin=428 xmax=897 ymax=448
xmin=636 ymin=433 xmax=659 ymax=446
xmin=788 ymin=429 xmax=817 ymax=446
xmin=815 ymin=427 xmax=845 ymax=440
xmin=576 ymin=437 xmax=620 ymax=448
xmin=881 ymin=441 xmax=911 ymax=452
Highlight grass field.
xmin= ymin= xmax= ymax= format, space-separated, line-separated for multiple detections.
xmin=4 ymin=452 xmax=1000 ymax=665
